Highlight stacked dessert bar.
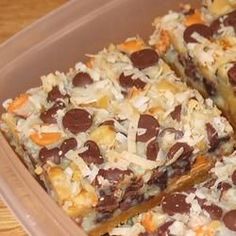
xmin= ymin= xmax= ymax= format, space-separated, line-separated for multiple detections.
xmin=1 ymin=1 xmax=236 ymax=235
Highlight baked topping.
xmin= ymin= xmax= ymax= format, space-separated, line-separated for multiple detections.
xmin=147 ymin=169 xmax=167 ymax=190
xmin=183 ymin=24 xmax=213 ymax=43
xmin=62 ymin=108 xmax=92 ymax=134
xmin=72 ymin=72 xmax=93 ymax=87
xmin=130 ymin=48 xmax=159 ymax=69
xmin=136 ymin=114 xmax=160 ymax=142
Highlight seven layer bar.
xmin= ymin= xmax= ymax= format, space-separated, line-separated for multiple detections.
xmin=149 ymin=0 xmax=236 ymax=128
xmin=0 ymin=38 xmax=234 ymax=232
xmin=109 ymin=151 xmax=236 ymax=236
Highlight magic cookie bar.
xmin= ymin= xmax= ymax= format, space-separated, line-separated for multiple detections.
xmin=149 ymin=1 xmax=236 ymax=128
xmin=110 ymin=152 xmax=236 ymax=236
xmin=0 ymin=38 xmax=234 ymax=234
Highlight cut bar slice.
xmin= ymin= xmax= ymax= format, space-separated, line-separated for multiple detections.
xmin=149 ymin=1 xmax=236 ymax=128
xmin=109 ymin=152 xmax=236 ymax=236
xmin=0 ymin=37 xmax=234 ymax=234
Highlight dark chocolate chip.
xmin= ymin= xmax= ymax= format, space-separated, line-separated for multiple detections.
xmin=146 ymin=140 xmax=159 ymax=161
xmin=96 ymin=195 xmax=119 ymax=213
xmin=184 ymin=56 xmax=200 ymax=81
xmin=167 ymin=142 xmax=193 ymax=162
xmin=223 ymin=10 xmax=236 ymax=31
xmin=39 ymin=147 xmax=61 ymax=164
xmin=62 ymin=108 xmax=92 ymax=134
xmin=232 ymin=170 xmax=236 ymax=185
xmin=60 ymin=137 xmax=77 ymax=155
xmin=170 ymin=104 xmax=182 ymax=122
xmin=79 ymin=140 xmax=103 ymax=165
xmin=133 ymin=78 xmax=147 ymax=89
xmin=223 ymin=209 xmax=236 ymax=231
xmin=228 ymin=63 xmax=236 ymax=86
xmin=130 ymin=48 xmax=159 ymax=69
xmin=147 ymin=169 xmax=168 ymax=191
xmin=94 ymin=168 xmax=133 ymax=186
xmin=217 ymin=181 xmax=232 ymax=192
xmin=136 ymin=114 xmax=160 ymax=142
xmin=159 ymin=128 xmax=184 ymax=140
xmin=211 ymin=10 xmax=236 ymax=34
xmin=203 ymin=203 xmax=223 ymax=220
xmin=72 ymin=72 xmax=93 ymax=87
xmin=203 ymin=178 xmax=217 ymax=188
xmin=205 ymin=123 xmax=220 ymax=152
xmin=162 ymin=193 xmax=191 ymax=216
xmin=203 ymin=78 xmax=216 ymax=96
xmin=40 ymin=102 xmax=65 ymax=124
xmin=156 ymin=221 xmax=174 ymax=236
xmin=47 ymin=86 xmax=66 ymax=103
xmin=184 ymin=24 xmax=213 ymax=43
xmin=120 ymin=178 xmax=144 ymax=211
xmin=119 ymin=73 xmax=134 ymax=88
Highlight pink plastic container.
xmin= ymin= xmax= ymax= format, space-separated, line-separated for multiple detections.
xmin=0 ymin=0 xmax=199 ymax=235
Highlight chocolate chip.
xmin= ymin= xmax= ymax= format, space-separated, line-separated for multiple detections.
xmin=203 ymin=78 xmax=216 ymax=96
xmin=147 ymin=169 xmax=168 ymax=190
xmin=39 ymin=147 xmax=61 ymax=164
xmin=133 ymin=78 xmax=147 ymax=89
xmin=162 ymin=193 xmax=191 ymax=216
xmin=96 ymin=195 xmax=119 ymax=213
xmin=184 ymin=24 xmax=213 ymax=43
xmin=40 ymin=102 xmax=65 ymax=124
xmin=146 ymin=140 xmax=159 ymax=161
xmin=60 ymin=137 xmax=77 ymax=155
xmin=156 ymin=221 xmax=174 ymax=236
xmin=120 ymin=178 xmax=144 ymax=210
xmin=167 ymin=142 xmax=193 ymax=163
xmin=47 ymin=86 xmax=66 ymax=103
xmin=228 ymin=63 xmax=236 ymax=86
xmin=211 ymin=10 xmax=236 ymax=34
xmin=159 ymin=128 xmax=184 ymax=140
xmin=203 ymin=203 xmax=223 ymax=220
xmin=232 ymin=170 xmax=236 ymax=185
xmin=136 ymin=114 xmax=160 ymax=142
xmin=94 ymin=168 xmax=133 ymax=186
xmin=62 ymin=108 xmax=92 ymax=134
xmin=223 ymin=10 xmax=236 ymax=31
xmin=130 ymin=48 xmax=159 ymax=69
xmin=170 ymin=104 xmax=182 ymax=122
xmin=72 ymin=72 xmax=93 ymax=87
xmin=206 ymin=123 xmax=220 ymax=152
xmin=79 ymin=140 xmax=103 ymax=165
xmin=119 ymin=73 xmax=134 ymax=88
xmin=203 ymin=178 xmax=217 ymax=188
xmin=184 ymin=55 xmax=200 ymax=81
xmin=217 ymin=181 xmax=232 ymax=192
xmin=223 ymin=209 xmax=236 ymax=231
